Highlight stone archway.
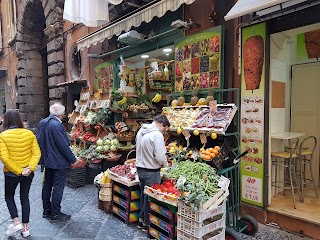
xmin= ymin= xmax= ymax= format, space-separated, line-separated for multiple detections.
xmin=16 ymin=0 xmax=65 ymax=129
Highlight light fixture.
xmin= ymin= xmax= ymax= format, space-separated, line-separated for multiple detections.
xmin=141 ymin=54 xmax=149 ymax=59
xmin=163 ymin=48 xmax=172 ymax=53
xmin=170 ymin=19 xmax=201 ymax=30
xmin=165 ymin=53 xmax=170 ymax=56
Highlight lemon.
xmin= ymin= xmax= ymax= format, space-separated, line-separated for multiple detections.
xmin=193 ymin=129 xmax=200 ymax=136
xmin=211 ymin=132 xmax=217 ymax=139
xmin=179 ymin=145 xmax=183 ymax=150
xmin=177 ymin=127 xmax=182 ymax=134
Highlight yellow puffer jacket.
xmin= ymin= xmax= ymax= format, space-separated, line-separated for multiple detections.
xmin=0 ymin=128 xmax=41 ymax=175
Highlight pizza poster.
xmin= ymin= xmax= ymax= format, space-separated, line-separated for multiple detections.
xmin=94 ymin=62 xmax=114 ymax=93
xmin=240 ymin=22 xmax=266 ymax=207
xmin=174 ymin=26 xmax=223 ymax=92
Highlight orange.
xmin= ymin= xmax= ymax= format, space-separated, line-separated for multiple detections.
xmin=204 ymin=155 xmax=211 ymax=161
xmin=210 ymin=153 xmax=216 ymax=158
xmin=212 ymin=149 xmax=219 ymax=155
xmin=205 ymin=150 xmax=211 ymax=155
xmin=208 ymin=148 xmax=214 ymax=153
xmin=214 ymin=146 xmax=221 ymax=151
xmin=200 ymin=148 xmax=205 ymax=153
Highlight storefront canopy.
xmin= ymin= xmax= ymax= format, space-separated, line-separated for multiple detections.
xmin=76 ymin=0 xmax=195 ymax=51
xmin=224 ymin=0 xmax=308 ymax=21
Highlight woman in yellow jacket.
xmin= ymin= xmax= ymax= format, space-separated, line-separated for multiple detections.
xmin=0 ymin=110 xmax=41 ymax=238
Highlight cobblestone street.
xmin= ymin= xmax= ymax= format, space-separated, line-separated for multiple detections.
xmin=0 ymin=165 xmax=312 ymax=239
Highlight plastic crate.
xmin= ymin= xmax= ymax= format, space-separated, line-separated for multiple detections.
xmin=177 ymin=200 xmax=226 ymax=222
xmin=149 ymin=226 xmax=172 ymax=240
xmin=177 ymin=228 xmax=225 ymax=240
xmin=112 ymin=205 xmax=139 ymax=224
xmin=177 ymin=213 xmax=225 ymax=238
xmin=113 ymin=184 xmax=140 ymax=200
xmin=68 ymin=167 xmax=86 ymax=177
xmin=149 ymin=213 xmax=175 ymax=237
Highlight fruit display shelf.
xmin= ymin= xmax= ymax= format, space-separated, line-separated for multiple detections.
xmin=164 ymin=104 xmax=238 ymax=135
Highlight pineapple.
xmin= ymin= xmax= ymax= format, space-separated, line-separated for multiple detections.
xmin=190 ymin=88 xmax=199 ymax=106
xmin=177 ymin=90 xmax=185 ymax=106
xmin=206 ymin=88 xmax=215 ymax=104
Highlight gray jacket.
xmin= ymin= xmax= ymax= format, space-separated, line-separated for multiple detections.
xmin=135 ymin=123 xmax=167 ymax=169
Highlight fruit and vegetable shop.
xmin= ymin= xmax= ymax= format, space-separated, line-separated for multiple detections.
xmin=225 ymin=1 xmax=320 ymax=238
xmin=65 ymin=17 xmax=260 ymax=239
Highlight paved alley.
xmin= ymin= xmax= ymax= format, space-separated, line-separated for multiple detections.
xmin=0 ymin=165 xmax=312 ymax=239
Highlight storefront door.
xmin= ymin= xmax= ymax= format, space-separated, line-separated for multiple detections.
xmin=291 ymin=62 xmax=320 ymax=186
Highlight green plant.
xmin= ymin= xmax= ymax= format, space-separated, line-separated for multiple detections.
xmin=91 ymin=108 xmax=112 ymax=126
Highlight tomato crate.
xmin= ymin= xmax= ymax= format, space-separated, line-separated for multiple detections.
xmin=177 ymin=228 xmax=225 ymax=240
xmin=177 ymin=213 xmax=225 ymax=238
xmin=177 ymin=200 xmax=226 ymax=222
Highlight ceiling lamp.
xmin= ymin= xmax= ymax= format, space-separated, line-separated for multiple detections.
xmin=141 ymin=55 xmax=149 ymax=59
xmin=163 ymin=48 xmax=172 ymax=53
xmin=109 ymin=0 xmax=123 ymax=5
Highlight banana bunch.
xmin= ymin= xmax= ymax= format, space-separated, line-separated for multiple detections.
xmin=117 ymin=96 xmax=127 ymax=105
xmin=152 ymin=93 xmax=162 ymax=103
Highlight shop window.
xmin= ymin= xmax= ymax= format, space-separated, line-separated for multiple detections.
xmin=5 ymin=0 xmax=17 ymax=42
xmin=70 ymin=46 xmax=82 ymax=80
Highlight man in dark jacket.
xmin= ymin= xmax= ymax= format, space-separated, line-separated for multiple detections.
xmin=37 ymin=102 xmax=77 ymax=221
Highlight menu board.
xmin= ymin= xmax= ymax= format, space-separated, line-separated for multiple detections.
xmin=94 ymin=62 xmax=114 ymax=93
xmin=240 ymin=22 xmax=266 ymax=207
xmin=174 ymin=26 xmax=223 ymax=91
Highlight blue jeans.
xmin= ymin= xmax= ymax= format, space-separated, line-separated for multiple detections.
xmin=137 ymin=169 xmax=160 ymax=225
xmin=42 ymin=168 xmax=68 ymax=215
xmin=5 ymin=173 xmax=34 ymax=223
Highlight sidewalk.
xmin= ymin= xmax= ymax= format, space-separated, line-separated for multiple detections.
xmin=0 ymin=165 xmax=312 ymax=239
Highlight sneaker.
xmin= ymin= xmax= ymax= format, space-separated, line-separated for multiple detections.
xmin=21 ymin=228 xmax=30 ymax=238
xmin=43 ymin=209 xmax=51 ymax=218
xmin=51 ymin=212 xmax=71 ymax=221
xmin=137 ymin=221 xmax=148 ymax=232
xmin=6 ymin=223 xmax=22 ymax=236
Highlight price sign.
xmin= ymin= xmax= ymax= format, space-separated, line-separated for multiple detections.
xmin=218 ymin=176 xmax=230 ymax=190
xmin=182 ymin=129 xmax=191 ymax=140
xmin=200 ymin=133 xmax=207 ymax=144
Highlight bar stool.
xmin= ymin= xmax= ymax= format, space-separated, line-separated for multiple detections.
xmin=297 ymin=136 xmax=318 ymax=202
xmin=271 ymin=138 xmax=300 ymax=209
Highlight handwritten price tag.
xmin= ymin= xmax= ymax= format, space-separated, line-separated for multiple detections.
xmin=182 ymin=129 xmax=191 ymax=140
xmin=200 ymin=133 xmax=207 ymax=144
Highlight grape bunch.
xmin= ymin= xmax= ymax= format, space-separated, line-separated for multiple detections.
xmin=200 ymin=56 xmax=209 ymax=73
xmin=192 ymin=42 xmax=201 ymax=58
xmin=176 ymin=49 xmax=183 ymax=61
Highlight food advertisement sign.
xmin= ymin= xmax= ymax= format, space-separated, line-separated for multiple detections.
xmin=94 ymin=62 xmax=114 ymax=93
xmin=296 ymin=29 xmax=320 ymax=62
xmin=174 ymin=26 xmax=223 ymax=92
xmin=240 ymin=23 xmax=266 ymax=207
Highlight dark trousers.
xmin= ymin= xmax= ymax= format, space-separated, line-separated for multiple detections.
xmin=137 ymin=170 xmax=160 ymax=225
xmin=42 ymin=168 xmax=68 ymax=215
xmin=5 ymin=173 xmax=34 ymax=223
